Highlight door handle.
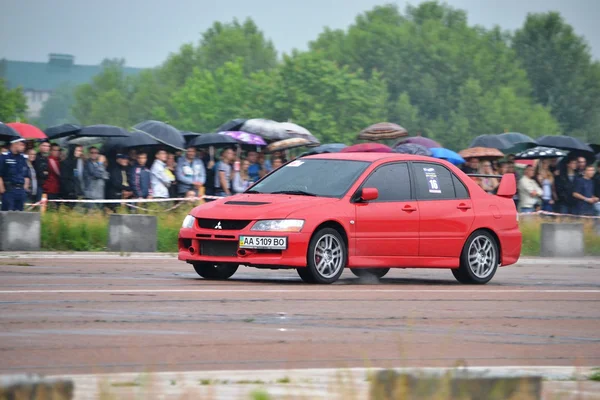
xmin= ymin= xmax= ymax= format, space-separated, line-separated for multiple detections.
xmin=402 ymin=205 xmax=417 ymax=212
xmin=457 ymin=203 xmax=471 ymax=210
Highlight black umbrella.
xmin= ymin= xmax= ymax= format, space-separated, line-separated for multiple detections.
xmin=0 ymin=122 xmax=21 ymax=142
xmin=536 ymin=135 xmax=594 ymax=153
xmin=181 ymin=131 xmax=203 ymax=146
xmin=514 ymin=146 xmax=568 ymax=160
xmin=133 ymin=120 xmax=185 ymax=151
xmin=496 ymin=132 xmax=538 ymax=153
xmin=469 ymin=134 xmax=513 ymax=151
xmin=394 ymin=143 xmax=433 ymax=156
xmin=188 ymin=133 xmax=239 ymax=148
xmin=589 ymin=144 xmax=600 ymax=155
xmin=216 ymin=119 xmax=247 ymax=133
xmin=240 ymin=118 xmax=291 ymax=141
xmin=102 ymin=130 xmax=162 ymax=156
xmin=300 ymin=143 xmax=347 ymax=156
xmin=44 ymin=123 xmax=82 ymax=140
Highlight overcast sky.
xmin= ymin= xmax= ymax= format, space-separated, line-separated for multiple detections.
xmin=1 ymin=0 xmax=598 ymax=68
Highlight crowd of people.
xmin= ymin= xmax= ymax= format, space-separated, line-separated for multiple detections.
xmin=0 ymin=138 xmax=287 ymax=211
xmin=461 ymin=155 xmax=600 ymax=216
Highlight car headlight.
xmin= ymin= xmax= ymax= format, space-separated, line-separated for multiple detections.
xmin=182 ymin=215 xmax=195 ymax=229
xmin=251 ymin=219 xmax=304 ymax=232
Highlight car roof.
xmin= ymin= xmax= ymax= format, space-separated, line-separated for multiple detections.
xmin=300 ymin=152 xmax=444 ymax=163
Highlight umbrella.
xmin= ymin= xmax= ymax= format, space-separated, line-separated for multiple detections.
xmin=430 ymin=147 xmax=465 ymax=165
xmin=458 ymin=147 xmax=505 ymax=160
xmin=0 ymin=122 xmax=21 ymax=142
xmin=216 ymin=119 xmax=247 ymax=133
xmin=219 ymin=131 xmax=267 ymax=146
xmin=73 ymin=124 xmax=129 ymax=138
xmin=44 ymin=123 xmax=82 ymax=140
xmin=358 ymin=122 xmax=408 ymax=141
xmin=181 ymin=131 xmax=203 ymax=146
xmin=266 ymin=137 xmax=315 ymax=153
xmin=102 ymin=130 xmax=162 ymax=155
xmin=496 ymin=132 xmax=538 ymax=153
xmin=396 ymin=136 xmax=441 ymax=148
xmin=188 ymin=133 xmax=239 ymax=148
xmin=133 ymin=120 xmax=185 ymax=151
xmin=240 ymin=118 xmax=290 ymax=141
xmin=514 ymin=146 xmax=568 ymax=160
xmin=589 ymin=144 xmax=600 ymax=155
xmin=340 ymin=143 xmax=393 ymax=153
xmin=300 ymin=143 xmax=347 ymax=156
xmin=469 ymin=134 xmax=512 ymax=151
xmin=536 ymin=135 xmax=594 ymax=153
xmin=394 ymin=143 xmax=433 ymax=156
xmin=279 ymin=122 xmax=320 ymax=144
xmin=6 ymin=122 xmax=46 ymax=140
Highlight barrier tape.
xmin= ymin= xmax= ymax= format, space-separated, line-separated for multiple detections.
xmin=520 ymin=210 xmax=600 ymax=219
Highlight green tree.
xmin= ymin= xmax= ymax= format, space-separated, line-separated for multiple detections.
xmin=0 ymin=78 xmax=27 ymax=122
xmin=37 ymin=84 xmax=78 ymax=128
xmin=513 ymin=12 xmax=600 ymax=141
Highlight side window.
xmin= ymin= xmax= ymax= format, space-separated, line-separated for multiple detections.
xmin=452 ymin=174 xmax=470 ymax=199
xmin=412 ymin=162 xmax=457 ymax=200
xmin=361 ymin=163 xmax=411 ymax=202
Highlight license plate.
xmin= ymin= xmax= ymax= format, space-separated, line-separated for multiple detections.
xmin=239 ymin=236 xmax=287 ymax=250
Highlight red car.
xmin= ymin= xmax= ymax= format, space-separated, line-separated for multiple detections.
xmin=178 ymin=153 xmax=521 ymax=284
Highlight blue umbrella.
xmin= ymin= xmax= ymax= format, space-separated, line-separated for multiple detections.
xmin=430 ymin=147 xmax=465 ymax=165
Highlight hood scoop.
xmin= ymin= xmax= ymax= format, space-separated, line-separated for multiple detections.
xmin=224 ymin=201 xmax=271 ymax=206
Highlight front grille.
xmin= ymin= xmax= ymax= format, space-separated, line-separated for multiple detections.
xmin=197 ymin=218 xmax=251 ymax=230
xmin=200 ymin=241 xmax=238 ymax=257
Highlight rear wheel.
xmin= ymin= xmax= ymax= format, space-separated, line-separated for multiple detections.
xmin=193 ymin=262 xmax=238 ymax=280
xmin=302 ymin=228 xmax=347 ymax=284
xmin=452 ymin=230 xmax=499 ymax=284
xmin=350 ymin=268 xmax=390 ymax=279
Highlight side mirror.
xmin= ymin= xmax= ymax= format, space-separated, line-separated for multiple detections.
xmin=360 ymin=187 xmax=379 ymax=202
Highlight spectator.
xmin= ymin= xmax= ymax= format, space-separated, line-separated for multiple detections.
xmin=33 ymin=141 xmax=50 ymax=202
xmin=246 ymin=151 xmax=262 ymax=183
xmin=25 ymin=149 xmax=38 ymax=204
xmin=83 ymin=147 xmax=108 ymax=208
xmin=536 ymin=160 xmax=557 ymax=212
xmin=130 ymin=152 xmax=152 ymax=199
xmin=176 ymin=146 xmax=206 ymax=198
xmin=107 ymin=154 xmax=133 ymax=208
xmin=518 ymin=165 xmax=543 ymax=213
xmin=594 ymin=163 xmax=600 ymax=216
xmin=233 ymin=159 xmax=251 ymax=193
xmin=272 ymin=157 xmax=283 ymax=170
xmin=0 ymin=138 xmax=30 ymax=211
xmin=572 ymin=165 xmax=599 ymax=216
xmin=576 ymin=156 xmax=587 ymax=176
xmin=479 ymin=161 xmax=499 ymax=193
xmin=60 ymin=145 xmax=85 ymax=207
xmin=43 ymin=144 xmax=62 ymax=203
xmin=461 ymin=158 xmax=479 ymax=174
xmin=555 ymin=158 xmax=578 ymax=214
xmin=150 ymin=150 xmax=174 ymax=199
xmin=166 ymin=153 xmax=178 ymax=198
xmin=214 ymin=148 xmax=234 ymax=197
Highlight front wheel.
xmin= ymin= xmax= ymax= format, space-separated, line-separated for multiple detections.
xmin=193 ymin=262 xmax=238 ymax=280
xmin=303 ymin=228 xmax=347 ymax=284
xmin=350 ymin=268 xmax=390 ymax=279
xmin=452 ymin=230 xmax=499 ymax=284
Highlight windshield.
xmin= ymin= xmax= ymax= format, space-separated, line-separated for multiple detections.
xmin=247 ymin=159 xmax=370 ymax=198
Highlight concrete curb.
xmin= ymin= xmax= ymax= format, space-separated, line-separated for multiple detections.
xmin=0 ymin=374 xmax=73 ymax=399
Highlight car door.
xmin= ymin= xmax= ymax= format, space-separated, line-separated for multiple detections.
xmin=353 ymin=162 xmax=419 ymax=261
xmin=411 ymin=162 xmax=475 ymax=258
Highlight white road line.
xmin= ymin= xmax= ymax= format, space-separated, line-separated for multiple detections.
xmin=0 ymin=289 xmax=598 ymax=294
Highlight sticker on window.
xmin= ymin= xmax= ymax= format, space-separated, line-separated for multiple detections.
xmin=286 ymin=160 xmax=304 ymax=167
xmin=423 ymin=167 xmax=441 ymax=193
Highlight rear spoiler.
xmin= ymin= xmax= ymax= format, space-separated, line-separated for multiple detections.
xmin=466 ymin=173 xmax=516 ymax=198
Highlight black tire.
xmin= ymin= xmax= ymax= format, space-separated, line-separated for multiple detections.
xmin=193 ymin=262 xmax=238 ymax=280
xmin=350 ymin=268 xmax=390 ymax=279
xmin=296 ymin=267 xmax=316 ymax=283
xmin=453 ymin=230 xmax=499 ymax=284
xmin=303 ymin=228 xmax=347 ymax=284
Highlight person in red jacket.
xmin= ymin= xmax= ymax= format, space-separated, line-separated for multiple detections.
xmin=42 ymin=144 xmax=61 ymax=205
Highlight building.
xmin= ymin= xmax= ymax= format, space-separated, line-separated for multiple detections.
xmin=0 ymin=54 xmax=143 ymax=119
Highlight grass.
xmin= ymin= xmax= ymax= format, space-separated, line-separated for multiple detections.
xmin=589 ymin=368 xmax=600 ymax=381
xmin=38 ymin=206 xmax=600 ymax=255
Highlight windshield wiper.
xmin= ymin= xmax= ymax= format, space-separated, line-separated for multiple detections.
xmin=245 ymin=189 xmax=262 ymax=194
xmin=269 ymin=190 xmax=317 ymax=197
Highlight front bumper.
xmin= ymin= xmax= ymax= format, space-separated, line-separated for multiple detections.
xmin=178 ymin=227 xmax=311 ymax=267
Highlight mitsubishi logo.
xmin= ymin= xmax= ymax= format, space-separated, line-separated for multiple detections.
xmin=215 ymin=221 xmax=222 ymax=230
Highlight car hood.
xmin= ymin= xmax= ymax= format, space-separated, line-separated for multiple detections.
xmin=190 ymin=193 xmax=340 ymax=220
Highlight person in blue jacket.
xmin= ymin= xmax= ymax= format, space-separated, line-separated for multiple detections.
xmin=176 ymin=146 xmax=206 ymax=197
xmin=0 ymin=138 xmax=31 ymax=211
xmin=129 ymin=151 xmax=152 ymax=199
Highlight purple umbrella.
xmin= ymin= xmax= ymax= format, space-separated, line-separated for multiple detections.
xmin=395 ymin=136 xmax=441 ymax=148
xmin=219 ymin=131 xmax=267 ymax=146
